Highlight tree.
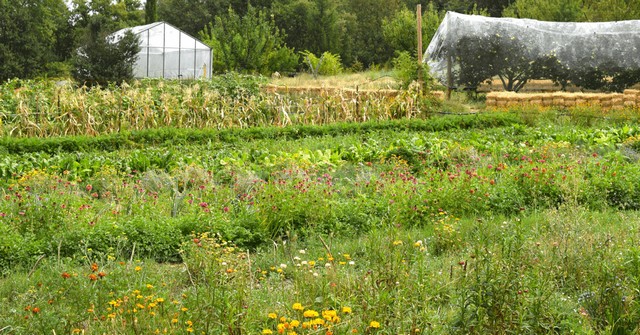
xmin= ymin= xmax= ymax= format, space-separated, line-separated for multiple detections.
xmin=503 ymin=0 xmax=583 ymax=21
xmin=199 ymin=6 xmax=298 ymax=74
xmin=145 ymin=0 xmax=158 ymax=23
xmin=0 ymin=0 xmax=71 ymax=81
xmin=72 ymin=22 xmax=140 ymax=86
xmin=381 ymin=5 xmax=443 ymax=56
xmin=346 ymin=0 xmax=403 ymax=66
xmin=271 ymin=0 xmax=348 ymax=61
xmin=453 ymin=31 xmax=559 ymax=92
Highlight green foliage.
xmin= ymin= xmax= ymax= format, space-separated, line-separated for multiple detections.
xmin=503 ymin=0 xmax=583 ymax=22
xmin=392 ymin=51 xmax=431 ymax=89
xmin=72 ymin=27 xmax=141 ymax=86
xmin=300 ymin=50 xmax=343 ymax=77
xmin=0 ymin=0 xmax=69 ymax=81
xmin=453 ymin=30 xmax=561 ymax=92
xmin=144 ymin=0 xmax=158 ymax=23
xmin=199 ymin=6 xmax=299 ymax=74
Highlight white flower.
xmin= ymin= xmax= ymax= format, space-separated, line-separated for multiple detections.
xmin=279 ymin=263 xmax=287 ymax=269
xmin=299 ymin=250 xmax=306 ymax=254
xmin=324 ymin=263 xmax=332 ymax=268
xmin=348 ymin=261 xmax=355 ymax=265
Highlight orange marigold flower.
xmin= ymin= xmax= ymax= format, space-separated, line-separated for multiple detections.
xmin=88 ymin=274 xmax=98 ymax=281
xmin=61 ymin=272 xmax=71 ymax=279
xmin=91 ymin=263 xmax=98 ymax=272
xmin=98 ymin=272 xmax=107 ymax=278
xmin=31 ymin=307 xmax=40 ymax=314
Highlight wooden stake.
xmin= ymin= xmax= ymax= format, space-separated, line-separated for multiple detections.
xmin=417 ymin=4 xmax=423 ymax=90
xmin=446 ymin=55 xmax=453 ymax=100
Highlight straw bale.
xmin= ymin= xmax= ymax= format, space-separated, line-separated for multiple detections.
xmin=624 ymin=89 xmax=640 ymax=96
xmin=529 ymin=99 xmax=542 ymax=105
xmin=552 ymin=98 xmax=565 ymax=105
xmin=575 ymin=99 xmax=587 ymax=105
xmin=624 ymin=100 xmax=636 ymax=107
xmin=496 ymin=101 xmax=507 ymax=107
xmin=612 ymin=97 xmax=624 ymax=105
xmin=485 ymin=99 xmax=497 ymax=106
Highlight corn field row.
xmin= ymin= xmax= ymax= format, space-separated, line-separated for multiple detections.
xmin=0 ymin=79 xmax=432 ymax=138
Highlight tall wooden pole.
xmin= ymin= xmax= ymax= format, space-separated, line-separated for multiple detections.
xmin=417 ymin=4 xmax=423 ymax=91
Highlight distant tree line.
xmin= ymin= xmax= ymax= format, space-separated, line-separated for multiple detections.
xmin=2 ymin=0 xmax=640 ymax=82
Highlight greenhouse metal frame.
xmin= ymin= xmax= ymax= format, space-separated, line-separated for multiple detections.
xmin=112 ymin=22 xmax=212 ymax=80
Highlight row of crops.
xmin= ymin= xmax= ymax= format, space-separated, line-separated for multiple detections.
xmin=0 ymin=76 xmax=436 ymax=137
xmin=2 ymin=113 xmax=640 ymax=270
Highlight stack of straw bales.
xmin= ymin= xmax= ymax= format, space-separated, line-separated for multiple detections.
xmin=486 ymin=90 xmax=640 ymax=109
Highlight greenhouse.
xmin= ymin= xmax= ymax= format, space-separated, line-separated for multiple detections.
xmin=425 ymin=12 xmax=640 ymax=92
xmin=111 ymin=22 xmax=212 ymax=80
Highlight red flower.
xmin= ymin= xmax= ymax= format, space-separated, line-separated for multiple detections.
xmin=32 ymin=307 xmax=40 ymax=314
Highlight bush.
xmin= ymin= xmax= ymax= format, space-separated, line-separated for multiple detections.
xmin=300 ymin=50 xmax=343 ymax=77
xmin=392 ymin=51 xmax=430 ymax=89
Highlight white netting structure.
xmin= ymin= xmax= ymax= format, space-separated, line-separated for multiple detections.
xmin=425 ymin=12 xmax=640 ymax=91
xmin=112 ymin=22 xmax=212 ymax=79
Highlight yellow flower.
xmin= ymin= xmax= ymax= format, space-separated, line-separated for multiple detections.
xmin=292 ymin=303 xmax=303 ymax=311
xmin=322 ymin=310 xmax=337 ymax=320
xmin=393 ymin=240 xmax=403 ymax=246
xmin=186 ymin=327 xmax=194 ymax=333
xmin=146 ymin=284 xmax=154 ymax=289
xmin=290 ymin=320 xmax=300 ymax=328
xmin=308 ymin=261 xmax=316 ymax=267
xmin=262 ymin=330 xmax=273 ymax=335
xmin=268 ymin=312 xmax=278 ymax=319
xmin=171 ymin=318 xmax=178 ymax=324
xmin=369 ymin=321 xmax=380 ymax=329
xmin=135 ymin=266 xmax=142 ymax=271
xmin=342 ymin=306 xmax=352 ymax=314
xmin=303 ymin=310 xmax=319 ymax=318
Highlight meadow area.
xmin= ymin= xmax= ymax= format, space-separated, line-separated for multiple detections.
xmin=2 ymin=73 xmax=640 ymax=334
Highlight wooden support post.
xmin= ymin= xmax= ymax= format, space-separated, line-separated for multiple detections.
xmin=446 ymin=55 xmax=453 ymax=100
xmin=417 ymin=4 xmax=423 ymax=92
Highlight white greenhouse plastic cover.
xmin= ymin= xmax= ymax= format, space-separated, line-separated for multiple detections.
xmin=425 ymin=12 xmax=640 ymax=87
xmin=111 ymin=22 xmax=212 ymax=79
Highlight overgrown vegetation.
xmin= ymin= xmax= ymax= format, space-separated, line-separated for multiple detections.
xmin=2 ymin=107 xmax=640 ymax=333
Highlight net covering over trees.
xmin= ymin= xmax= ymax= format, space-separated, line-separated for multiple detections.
xmin=425 ymin=12 xmax=640 ymax=92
